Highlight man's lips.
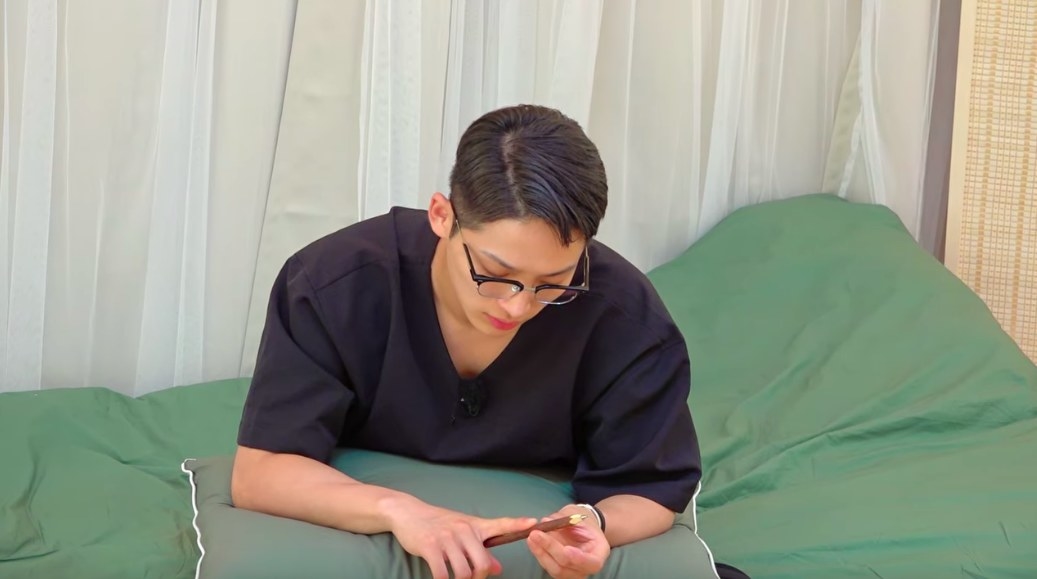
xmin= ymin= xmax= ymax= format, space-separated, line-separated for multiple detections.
xmin=486 ymin=314 xmax=518 ymax=331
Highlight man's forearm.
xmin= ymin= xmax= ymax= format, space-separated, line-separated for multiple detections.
xmin=593 ymin=494 xmax=676 ymax=547
xmin=231 ymin=445 xmax=420 ymax=534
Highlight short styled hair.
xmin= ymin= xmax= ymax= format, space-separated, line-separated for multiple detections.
xmin=448 ymin=104 xmax=608 ymax=245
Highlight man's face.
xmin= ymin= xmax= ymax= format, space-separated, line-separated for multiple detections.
xmin=451 ymin=217 xmax=585 ymax=334
xmin=429 ymin=194 xmax=586 ymax=336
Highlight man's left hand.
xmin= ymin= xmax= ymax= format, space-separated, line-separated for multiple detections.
xmin=526 ymin=506 xmax=610 ymax=579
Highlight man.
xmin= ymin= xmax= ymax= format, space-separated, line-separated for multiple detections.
xmin=232 ymin=104 xmax=703 ymax=579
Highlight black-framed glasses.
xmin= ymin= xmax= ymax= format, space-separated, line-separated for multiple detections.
xmin=453 ymin=213 xmax=590 ymax=306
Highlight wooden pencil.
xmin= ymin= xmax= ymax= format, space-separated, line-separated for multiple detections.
xmin=483 ymin=513 xmax=587 ymax=548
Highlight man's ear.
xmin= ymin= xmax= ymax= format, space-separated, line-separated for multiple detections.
xmin=427 ymin=192 xmax=454 ymax=239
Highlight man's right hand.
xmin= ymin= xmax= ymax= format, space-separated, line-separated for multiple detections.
xmin=383 ymin=496 xmax=537 ymax=579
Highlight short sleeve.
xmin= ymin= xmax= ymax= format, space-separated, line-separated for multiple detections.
xmin=237 ymin=256 xmax=356 ymax=464
xmin=572 ymin=339 xmax=702 ymax=513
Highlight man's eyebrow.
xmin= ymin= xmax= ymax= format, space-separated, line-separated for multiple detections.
xmin=480 ymin=249 xmax=578 ymax=278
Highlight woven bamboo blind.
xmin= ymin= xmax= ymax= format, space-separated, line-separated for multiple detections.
xmin=947 ymin=0 xmax=1037 ymax=363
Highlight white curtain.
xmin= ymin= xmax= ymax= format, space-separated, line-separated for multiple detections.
xmin=348 ymin=0 xmax=940 ymax=271
xmin=1 ymin=0 xmax=295 ymax=394
xmin=1 ymin=0 xmax=941 ymax=394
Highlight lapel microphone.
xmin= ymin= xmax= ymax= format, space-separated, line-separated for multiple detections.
xmin=458 ymin=378 xmax=487 ymax=418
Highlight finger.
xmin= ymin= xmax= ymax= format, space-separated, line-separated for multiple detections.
xmin=483 ymin=516 xmax=538 ymax=538
xmin=459 ymin=532 xmax=499 ymax=579
xmin=560 ymin=526 xmax=610 ymax=567
xmin=444 ymin=543 xmax=473 ymax=579
xmin=560 ymin=544 xmax=601 ymax=572
xmin=536 ymin=531 xmax=576 ymax=567
xmin=530 ymin=531 xmax=601 ymax=575
xmin=421 ymin=552 xmax=450 ymax=579
xmin=559 ymin=531 xmax=605 ymax=576
xmin=527 ymin=533 xmax=564 ymax=577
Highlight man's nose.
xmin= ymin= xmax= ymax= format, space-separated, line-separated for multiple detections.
xmin=500 ymin=290 xmax=535 ymax=318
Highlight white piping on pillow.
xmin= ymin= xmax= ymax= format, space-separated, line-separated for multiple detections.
xmin=181 ymin=459 xmax=205 ymax=579
xmin=688 ymin=481 xmax=722 ymax=579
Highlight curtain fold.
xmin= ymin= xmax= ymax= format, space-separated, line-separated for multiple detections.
xmin=206 ymin=0 xmax=296 ymax=383
xmin=2 ymin=0 xmax=295 ymax=394
xmin=357 ymin=0 xmax=435 ymax=218
xmin=134 ymin=0 xmax=215 ymax=391
xmin=1 ymin=0 xmax=57 ymax=392
xmin=1 ymin=0 xmax=943 ymax=393
xmin=239 ymin=0 xmax=365 ymax=377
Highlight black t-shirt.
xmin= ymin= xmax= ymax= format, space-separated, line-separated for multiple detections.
xmin=238 ymin=207 xmax=702 ymax=512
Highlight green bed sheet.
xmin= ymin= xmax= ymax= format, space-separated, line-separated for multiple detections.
xmin=648 ymin=195 xmax=1037 ymax=577
xmin=0 ymin=378 xmax=251 ymax=578
xmin=2 ymin=194 xmax=1035 ymax=578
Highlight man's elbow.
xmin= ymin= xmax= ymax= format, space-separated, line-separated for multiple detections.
xmin=230 ymin=446 xmax=268 ymax=509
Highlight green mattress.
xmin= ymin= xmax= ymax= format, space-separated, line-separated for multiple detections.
xmin=2 ymin=194 xmax=1035 ymax=578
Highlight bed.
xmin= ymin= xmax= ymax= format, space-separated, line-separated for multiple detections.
xmin=2 ymin=194 xmax=1034 ymax=578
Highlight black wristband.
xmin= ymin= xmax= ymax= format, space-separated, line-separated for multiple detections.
xmin=591 ymin=504 xmax=606 ymax=532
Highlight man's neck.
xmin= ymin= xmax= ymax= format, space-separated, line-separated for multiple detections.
xmin=429 ymin=240 xmax=471 ymax=332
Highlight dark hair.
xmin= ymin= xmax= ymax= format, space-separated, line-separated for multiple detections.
xmin=448 ymin=104 xmax=608 ymax=245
